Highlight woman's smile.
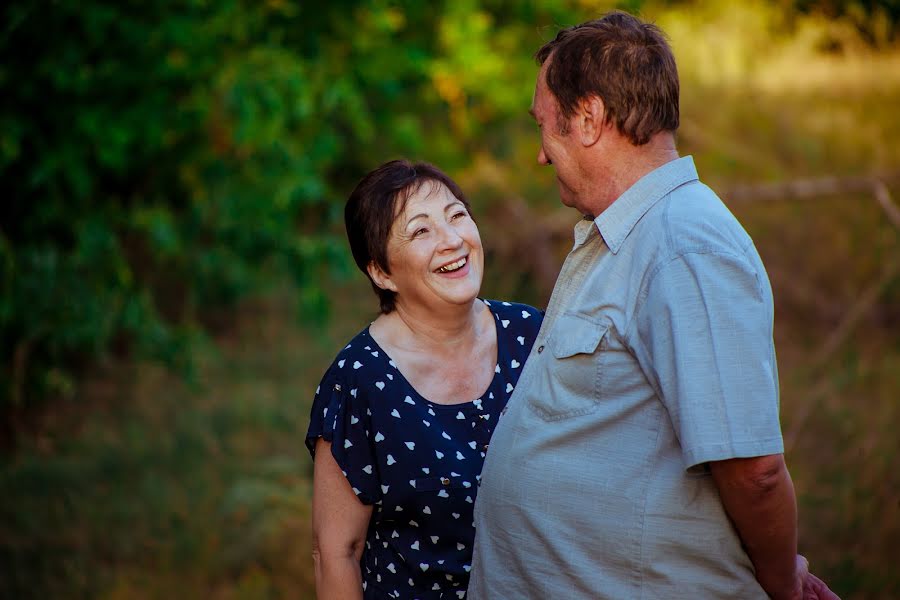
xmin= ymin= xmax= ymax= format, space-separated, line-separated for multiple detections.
xmin=435 ymin=256 xmax=469 ymax=275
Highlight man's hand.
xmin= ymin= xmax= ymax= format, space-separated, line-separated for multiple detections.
xmin=797 ymin=555 xmax=841 ymax=600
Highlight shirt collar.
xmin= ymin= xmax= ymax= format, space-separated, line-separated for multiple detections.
xmin=593 ymin=156 xmax=699 ymax=254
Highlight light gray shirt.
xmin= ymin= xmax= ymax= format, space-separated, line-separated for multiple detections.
xmin=467 ymin=156 xmax=783 ymax=599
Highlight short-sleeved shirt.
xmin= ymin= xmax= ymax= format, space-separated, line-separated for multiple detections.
xmin=468 ymin=157 xmax=783 ymax=599
xmin=307 ymin=300 xmax=542 ymax=599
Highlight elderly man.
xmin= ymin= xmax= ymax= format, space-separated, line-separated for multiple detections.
xmin=467 ymin=11 xmax=837 ymax=600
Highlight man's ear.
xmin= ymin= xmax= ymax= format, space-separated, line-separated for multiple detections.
xmin=577 ymin=95 xmax=605 ymax=146
xmin=367 ymin=261 xmax=398 ymax=292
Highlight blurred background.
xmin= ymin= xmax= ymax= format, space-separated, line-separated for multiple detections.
xmin=2 ymin=0 xmax=899 ymax=598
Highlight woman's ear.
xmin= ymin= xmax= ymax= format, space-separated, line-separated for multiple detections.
xmin=367 ymin=261 xmax=398 ymax=292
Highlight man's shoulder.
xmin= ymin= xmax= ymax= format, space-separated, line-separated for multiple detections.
xmin=640 ymin=179 xmax=754 ymax=259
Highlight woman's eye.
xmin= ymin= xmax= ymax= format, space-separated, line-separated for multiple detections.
xmin=451 ymin=211 xmax=467 ymax=220
xmin=412 ymin=228 xmax=428 ymax=237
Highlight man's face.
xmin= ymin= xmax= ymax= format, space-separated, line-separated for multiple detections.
xmin=531 ymin=64 xmax=588 ymax=215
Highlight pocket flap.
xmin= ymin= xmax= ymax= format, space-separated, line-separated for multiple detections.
xmin=550 ymin=317 xmax=608 ymax=359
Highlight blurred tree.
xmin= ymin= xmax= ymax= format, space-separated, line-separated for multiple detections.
xmin=791 ymin=0 xmax=900 ymax=44
xmin=0 ymin=0 xmax=594 ymax=436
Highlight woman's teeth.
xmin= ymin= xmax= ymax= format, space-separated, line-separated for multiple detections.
xmin=437 ymin=257 xmax=467 ymax=273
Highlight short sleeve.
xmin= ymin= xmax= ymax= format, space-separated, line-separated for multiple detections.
xmin=306 ymin=365 xmax=382 ymax=505
xmin=634 ymin=251 xmax=784 ymax=471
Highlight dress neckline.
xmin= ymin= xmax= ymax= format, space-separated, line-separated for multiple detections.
xmin=362 ymin=301 xmax=504 ymax=410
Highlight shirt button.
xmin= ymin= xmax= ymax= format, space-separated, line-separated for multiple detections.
xmin=478 ymin=414 xmax=488 ymax=420
xmin=482 ymin=444 xmax=490 ymax=451
xmin=441 ymin=477 xmax=450 ymax=486
xmin=537 ymin=345 xmax=544 ymax=353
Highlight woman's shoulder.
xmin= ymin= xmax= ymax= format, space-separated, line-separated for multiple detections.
xmin=483 ymin=298 xmax=543 ymax=353
xmin=315 ymin=325 xmax=386 ymax=391
xmin=482 ymin=298 xmax=543 ymax=323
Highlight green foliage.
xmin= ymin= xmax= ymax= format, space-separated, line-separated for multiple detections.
xmin=1 ymin=0 xmax=603 ymax=417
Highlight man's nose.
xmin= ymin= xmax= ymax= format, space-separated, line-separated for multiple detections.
xmin=538 ymin=146 xmax=552 ymax=166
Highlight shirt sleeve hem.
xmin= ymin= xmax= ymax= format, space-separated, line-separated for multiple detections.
xmin=683 ymin=437 xmax=785 ymax=472
xmin=306 ymin=431 xmax=379 ymax=506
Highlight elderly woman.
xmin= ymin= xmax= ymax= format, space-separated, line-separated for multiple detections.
xmin=307 ymin=160 xmax=542 ymax=599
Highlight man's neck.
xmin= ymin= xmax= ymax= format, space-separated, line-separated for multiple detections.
xmin=584 ymin=132 xmax=679 ymax=217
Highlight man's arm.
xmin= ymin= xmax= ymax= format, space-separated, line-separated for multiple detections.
xmin=709 ymin=453 xmax=801 ymax=600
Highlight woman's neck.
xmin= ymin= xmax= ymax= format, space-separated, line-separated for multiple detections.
xmin=373 ymin=299 xmax=487 ymax=355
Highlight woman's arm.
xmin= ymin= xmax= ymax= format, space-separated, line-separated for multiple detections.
xmin=312 ymin=438 xmax=373 ymax=600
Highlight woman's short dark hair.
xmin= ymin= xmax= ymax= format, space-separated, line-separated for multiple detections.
xmin=535 ymin=11 xmax=679 ymax=145
xmin=345 ymin=159 xmax=471 ymax=314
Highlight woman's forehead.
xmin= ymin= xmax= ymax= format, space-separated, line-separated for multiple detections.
xmin=396 ymin=180 xmax=458 ymax=216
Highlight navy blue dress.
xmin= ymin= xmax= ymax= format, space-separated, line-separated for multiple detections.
xmin=306 ymin=300 xmax=542 ymax=599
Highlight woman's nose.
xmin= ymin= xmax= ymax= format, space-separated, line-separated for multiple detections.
xmin=436 ymin=223 xmax=464 ymax=249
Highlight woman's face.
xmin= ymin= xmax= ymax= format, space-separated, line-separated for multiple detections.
xmin=376 ymin=181 xmax=483 ymax=312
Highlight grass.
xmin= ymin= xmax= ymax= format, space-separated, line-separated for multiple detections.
xmin=0 ymin=291 xmax=374 ymax=600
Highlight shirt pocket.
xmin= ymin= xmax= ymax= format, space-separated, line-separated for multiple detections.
xmin=527 ymin=314 xmax=608 ymax=421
